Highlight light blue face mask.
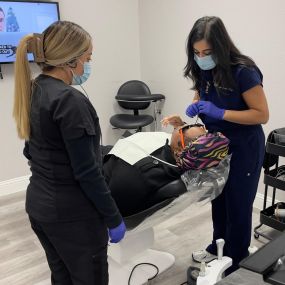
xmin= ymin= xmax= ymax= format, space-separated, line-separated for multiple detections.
xmin=71 ymin=61 xmax=91 ymax=85
xmin=194 ymin=54 xmax=216 ymax=70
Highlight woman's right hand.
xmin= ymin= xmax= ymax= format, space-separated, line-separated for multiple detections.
xmin=161 ymin=115 xmax=184 ymax=129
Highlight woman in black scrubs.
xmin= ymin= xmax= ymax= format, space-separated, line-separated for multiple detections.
xmin=184 ymin=16 xmax=269 ymax=274
xmin=13 ymin=21 xmax=125 ymax=285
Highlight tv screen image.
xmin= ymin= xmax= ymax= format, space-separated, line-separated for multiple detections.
xmin=0 ymin=1 xmax=59 ymax=63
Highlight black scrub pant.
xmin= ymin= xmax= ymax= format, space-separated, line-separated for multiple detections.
xmin=29 ymin=216 xmax=109 ymax=285
xmin=206 ymin=126 xmax=265 ymax=275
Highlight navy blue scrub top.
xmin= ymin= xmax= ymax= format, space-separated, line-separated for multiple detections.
xmin=198 ymin=65 xmax=263 ymax=132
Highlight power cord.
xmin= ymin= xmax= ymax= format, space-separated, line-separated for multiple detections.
xmin=128 ymin=262 xmax=159 ymax=285
xmin=179 ymin=282 xmax=188 ymax=285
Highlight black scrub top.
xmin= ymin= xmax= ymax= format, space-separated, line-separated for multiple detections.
xmin=103 ymin=142 xmax=182 ymax=217
xmin=25 ymin=74 xmax=122 ymax=227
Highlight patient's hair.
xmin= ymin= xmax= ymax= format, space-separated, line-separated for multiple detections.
xmin=170 ymin=123 xmax=229 ymax=170
xmin=176 ymin=132 xmax=229 ymax=170
xmin=170 ymin=123 xmax=206 ymax=154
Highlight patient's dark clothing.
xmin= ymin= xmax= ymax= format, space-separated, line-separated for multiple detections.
xmin=103 ymin=143 xmax=182 ymax=217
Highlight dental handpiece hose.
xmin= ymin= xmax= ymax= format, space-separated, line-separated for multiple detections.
xmin=216 ymin=239 xmax=225 ymax=260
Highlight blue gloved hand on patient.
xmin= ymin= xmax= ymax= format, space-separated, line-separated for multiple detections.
xmin=108 ymin=220 xmax=126 ymax=243
xmin=185 ymin=102 xmax=200 ymax=117
xmin=186 ymin=101 xmax=225 ymax=120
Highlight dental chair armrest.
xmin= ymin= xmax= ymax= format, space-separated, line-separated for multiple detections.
xmin=115 ymin=93 xmax=165 ymax=102
xmin=124 ymin=198 xmax=174 ymax=230
xmin=123 ymin=179 xmax=186 ymax=231
xmin=151 ymin=179 xmax=186 ymax=204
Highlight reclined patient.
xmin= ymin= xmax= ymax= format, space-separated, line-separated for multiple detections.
xmin=103 ymin=124 xmax=229 ymax=217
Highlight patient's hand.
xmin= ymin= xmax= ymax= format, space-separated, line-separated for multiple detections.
xmin=161 ymin=115 xmax=184 ymax=129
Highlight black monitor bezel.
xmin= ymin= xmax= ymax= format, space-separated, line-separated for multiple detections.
xmin=0 ymin=0 xmax=60 ymax=64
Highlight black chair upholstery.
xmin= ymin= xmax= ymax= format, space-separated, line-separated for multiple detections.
xmin=110 ymin=80 xmax=165 ymax=132
xmin=124 ymin=179 xmax=186 ymax=230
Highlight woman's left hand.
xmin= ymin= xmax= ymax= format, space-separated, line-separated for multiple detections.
xmin=197 ymin=101 xmax=225 ymax=120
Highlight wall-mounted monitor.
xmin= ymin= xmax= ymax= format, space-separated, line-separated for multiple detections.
xmin=0 ymin=1 xmax=59 ymax=63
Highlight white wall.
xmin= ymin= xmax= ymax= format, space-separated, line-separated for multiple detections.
xmin=58 ymin=0 xmax=142 ymax=143
xmin=1 ymin=0 xmax=285 ymax=202
xmin=0 ymin=0 xmax=141 ymax=181
xmin=138 ymin=0 xmax=285 ymax=198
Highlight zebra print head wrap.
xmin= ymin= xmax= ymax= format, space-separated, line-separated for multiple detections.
xmin=176 ymin=132 xmax=229 ymax=171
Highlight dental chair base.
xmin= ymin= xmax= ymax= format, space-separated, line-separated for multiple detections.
xmin=196 ymin=257 xmax=232 ymax=285
xmin=108 ymin=249 xmax=175 ymax=285
xmin=187 ymin=257 xmax=232 ymax=285
xmin=188 ymin=239 xmax=232 ymax=285
xmin=108 ymin=228 xmax=175 ymax=285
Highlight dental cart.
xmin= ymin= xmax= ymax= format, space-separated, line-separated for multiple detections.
xmin=254 ymin=127 xmax=285 ymax=241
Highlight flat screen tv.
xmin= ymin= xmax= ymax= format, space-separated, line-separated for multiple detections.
xmin=0 ymin=1 xmax=59 ymax=63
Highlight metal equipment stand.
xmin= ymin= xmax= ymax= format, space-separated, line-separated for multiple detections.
xmin=254 ymin=128 xmax=285 ymax=241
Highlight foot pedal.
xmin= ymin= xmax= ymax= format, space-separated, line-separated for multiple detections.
xmin=187 ymin=266 xmax=200 ymax=285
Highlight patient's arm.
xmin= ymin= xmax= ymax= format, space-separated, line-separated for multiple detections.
xmin=161 ymin=115 xmax=184 ymax=129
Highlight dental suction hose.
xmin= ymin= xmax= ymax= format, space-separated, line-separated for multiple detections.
xmin=216 ymin=239 xmax=225 ymax=260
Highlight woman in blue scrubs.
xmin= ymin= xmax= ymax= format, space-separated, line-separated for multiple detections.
xmin=184 ymin=16 xmax=269 ymax=274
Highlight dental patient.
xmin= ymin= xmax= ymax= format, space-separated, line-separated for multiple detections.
xmin=103 ymin=122 xmax=229 ymax=217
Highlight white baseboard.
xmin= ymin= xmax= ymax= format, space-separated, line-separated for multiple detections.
xmin=0 ymin=175 xmax=30 ymax=197
xmin=254 ymin=192 xmax=277 ymax=210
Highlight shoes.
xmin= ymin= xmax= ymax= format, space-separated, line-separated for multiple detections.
xmin=192 ymin=249 xmax=217 ymax=263
xmin=248 ymin=246 xmax=258 ymax=255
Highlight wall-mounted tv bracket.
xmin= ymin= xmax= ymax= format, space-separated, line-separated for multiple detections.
xmin=0 ymin=64 xmax=3 ymax=80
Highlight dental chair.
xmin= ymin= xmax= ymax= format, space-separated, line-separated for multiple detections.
xmin=108 ymin=179 xmax=186 ymax=285
xmin=108 ymin=178 xmax=232 ymax=285
xmin=104 ymin=133 xmax=232 ymax=285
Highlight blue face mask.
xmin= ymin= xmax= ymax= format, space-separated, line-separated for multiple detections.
xmin=194 ymin=54 xmax=216 ymax=70
xmin=71 ymin=61 xmax=91 ymax=85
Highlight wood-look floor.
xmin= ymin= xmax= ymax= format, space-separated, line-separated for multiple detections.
xmin=0 ymin=191 xmax=273 ymax=285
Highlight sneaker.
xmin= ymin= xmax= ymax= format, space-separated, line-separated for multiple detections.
xmin=192 ymin=249 xmax=217 ymax=263
xmin=248 ymin=246 xmax=258 ymax=255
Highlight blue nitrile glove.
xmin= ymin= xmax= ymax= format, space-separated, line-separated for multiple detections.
xmin=108 ymin=220 xmax=126 ymax=243
xmin=186 ymin=102 xmax=200 ymax=118
xmin=197 ymin=101 xmax=225 ymax=120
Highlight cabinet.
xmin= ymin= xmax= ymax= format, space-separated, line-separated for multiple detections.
xmin=254 ymin=128 xmax=285 ymax=240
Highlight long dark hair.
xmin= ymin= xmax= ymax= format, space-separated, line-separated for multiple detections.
xmin=184 ymin=16 xmax=256 ymax=92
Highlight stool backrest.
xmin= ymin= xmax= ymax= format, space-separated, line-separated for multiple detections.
xmin=117 ymin=80 xmax=151 ymax=110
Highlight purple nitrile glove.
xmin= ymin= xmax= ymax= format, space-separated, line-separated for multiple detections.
xmin=197 ymin=101 xmax=225 ymax=120
xmin=108 ymin=220 xmax=126 ymax=243
xmin=186 ymin=102 xmax=200 ymax=118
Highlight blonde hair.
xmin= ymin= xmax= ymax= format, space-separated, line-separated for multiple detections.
xmin=13 ymin=21 xmax=92 ymax=140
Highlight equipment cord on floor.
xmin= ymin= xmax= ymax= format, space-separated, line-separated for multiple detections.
xmin=179 ymin=282 xmax=188 ymax=285
xmin=128 ymin=262 xmax=159 ymax=285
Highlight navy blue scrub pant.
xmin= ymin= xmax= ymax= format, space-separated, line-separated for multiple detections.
xmin=206 ymin=126 xmax=265 ymax=274
xmin=29 ymin=216 xmax=109 ymax=285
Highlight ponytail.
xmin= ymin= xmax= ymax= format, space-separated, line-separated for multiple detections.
xmin=13 ymin=22 xmax=91 ymax=140
xmin=13 ymin=34 xmax=33 ymax=140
